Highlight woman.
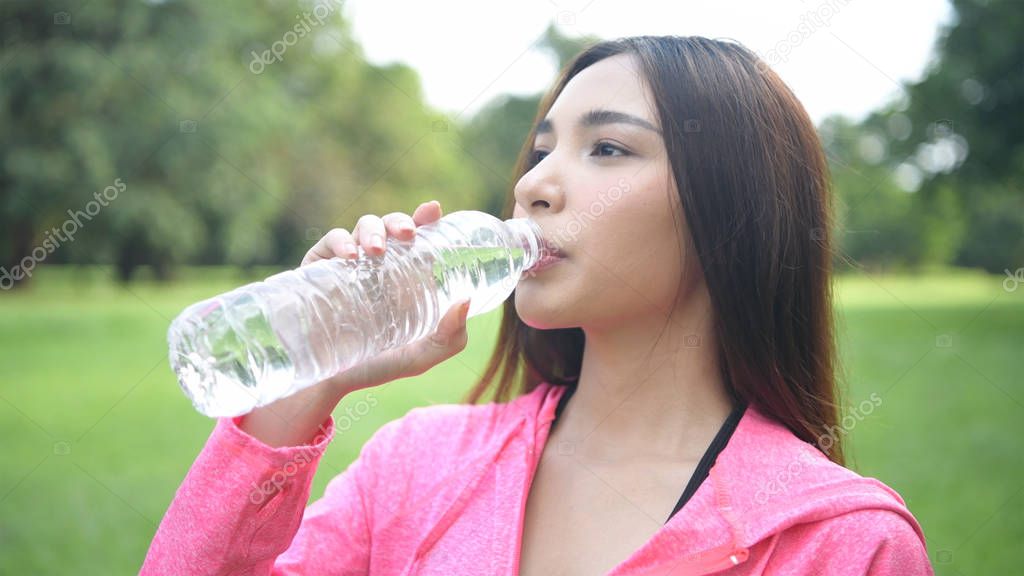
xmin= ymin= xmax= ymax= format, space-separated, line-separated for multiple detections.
xmin=143 ymin=36 xmax=933 ymax=575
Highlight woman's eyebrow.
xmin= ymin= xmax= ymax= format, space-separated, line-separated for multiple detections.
xmin=535 ymin=108 xmax=662 ymax=135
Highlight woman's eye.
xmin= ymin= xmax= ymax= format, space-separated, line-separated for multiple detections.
xmin=529 ymin=149 xmax=548 ymax=167
xmin=528 ymin=142 xmax=627 ymax=168
xmin=593 ymin=142 xmax=627 ymax=157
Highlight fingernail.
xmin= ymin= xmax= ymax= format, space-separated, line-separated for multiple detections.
xmin=343 ymin=242 xmax=357 ymax=257
xmin=370 ymin=234 xmax=384 ymax=250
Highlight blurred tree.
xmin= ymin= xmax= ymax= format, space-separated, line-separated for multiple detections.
xmin=0 ymin=0 xmax=484 ymax=284
xmin=822 ymin=115 xmax=916 ymax=272
xmin=822 ymin=111 xmax=969 ymax=272
xmin=461 ymin=24 xmax=599 ymax=217
xmin=2 ymin=1 xmax=286 ymax=281
xmin=868 ymin=0 xmax=1024 ymax=272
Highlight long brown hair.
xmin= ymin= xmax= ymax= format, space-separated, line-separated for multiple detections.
xmin=463 ymin=36 xmax=846 ymax=466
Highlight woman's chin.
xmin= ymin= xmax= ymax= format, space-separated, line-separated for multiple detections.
xmin=514 ymin=291 xmax=570 ymax=330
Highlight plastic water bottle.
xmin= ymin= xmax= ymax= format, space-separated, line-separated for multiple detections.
xmin=167 ymin=210 xmax=548 ymax=417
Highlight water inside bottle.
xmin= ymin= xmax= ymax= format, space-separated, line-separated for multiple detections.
xmin=170 ymin=291 xmax=296 ymax=417
xmin=170 ymin=242 xmax=533 ymax=417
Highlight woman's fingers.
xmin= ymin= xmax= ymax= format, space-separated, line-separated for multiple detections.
xmin=354 ymin=214 xmax=387 ymax=256
xmin=382 ymin=212 xmax=417 ymax=241
xmin=302 ymin=201 xmax=443 ymax=267
xmin=301 ymin=228 xmax=355 ymax=266
xmin=323 ymin=228 xmax=357 ymax=259
xmin=426 ymin=298 xmax=471 ymax=350
xmin=391 ymin=297 xmax=470 ymax=378
xmin=412 ymin=200 xmax=442 ymax=226
xmin=301 ymin=243 xmax=333 ymax=266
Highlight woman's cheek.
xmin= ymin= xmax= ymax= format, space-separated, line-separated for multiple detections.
xmin=615 ymin=232 xmax=682 ymax=308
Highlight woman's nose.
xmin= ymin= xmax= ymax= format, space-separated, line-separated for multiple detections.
xmin=513 ymin=159 xmax=565 ymax=215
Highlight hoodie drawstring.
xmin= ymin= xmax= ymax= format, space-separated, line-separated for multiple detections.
xmin=402 ymin=415 xmax=529 ymax=574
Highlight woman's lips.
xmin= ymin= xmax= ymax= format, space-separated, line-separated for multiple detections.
xmin=527 ymin=252 xmax=566 ymax=274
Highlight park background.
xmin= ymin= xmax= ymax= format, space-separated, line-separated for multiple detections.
xmin=1 ymin=0 xmax=1022 ymax=573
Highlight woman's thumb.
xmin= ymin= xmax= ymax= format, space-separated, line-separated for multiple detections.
xmin=428 ymin=298 xmax=471 ymax=349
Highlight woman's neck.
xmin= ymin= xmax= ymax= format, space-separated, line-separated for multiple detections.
xmin=556 ymin=287 xmax=734 ymax=464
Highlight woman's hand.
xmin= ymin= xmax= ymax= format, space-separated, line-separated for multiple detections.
xmin=303 ymin=200 xmax=472 ymax=397
xmin=239 ymin=200 xmax=471 ymax=447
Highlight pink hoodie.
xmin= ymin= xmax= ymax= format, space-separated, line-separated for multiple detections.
xmin=142 ymin=381 xmax=933 ymax=575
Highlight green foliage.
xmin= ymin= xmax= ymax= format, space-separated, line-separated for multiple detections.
xmin=824 ymin=113 xmax=971 ymax=272
xmin=0 ymin=0 xmax=485 ymax=283
xmin=835 ymin=0 xmax=1024 ymax=272
xmin=461 ymin=25 xmax=599 ymax=217
xmin=3 ymin=1 xmax=1021 ymax=282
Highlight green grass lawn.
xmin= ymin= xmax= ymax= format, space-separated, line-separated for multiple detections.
xmin=1 ymin=265 xmax=1021 ymax=573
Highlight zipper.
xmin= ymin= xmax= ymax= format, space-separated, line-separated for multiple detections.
xmin=510 ymin=415 xmax=545 ymax=575
xmin=695 ymin=548 xmax=749 ymax=572
xmin=630 ymin=546 xmax=748 ymax=575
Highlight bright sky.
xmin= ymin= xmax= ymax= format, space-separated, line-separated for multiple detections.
xmin=342 ymin=0 xmax=954 ymax=125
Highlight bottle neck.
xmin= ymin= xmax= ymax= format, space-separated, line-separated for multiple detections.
xmin=503 ymin=217 xmax=544 ymax=270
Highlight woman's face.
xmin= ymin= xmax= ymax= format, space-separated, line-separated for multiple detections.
xmin=513 ymin=53 xmax=700 ymax=331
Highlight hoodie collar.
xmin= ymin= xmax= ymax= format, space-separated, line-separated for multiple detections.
xmin=407 ymin=382 xmax=925 ymax=576
xmin=532 ymin=382 xmax=926 ymax=576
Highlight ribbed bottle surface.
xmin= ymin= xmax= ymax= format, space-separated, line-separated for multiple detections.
xmin=167 ymin=210 xmax=544 ymax=417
